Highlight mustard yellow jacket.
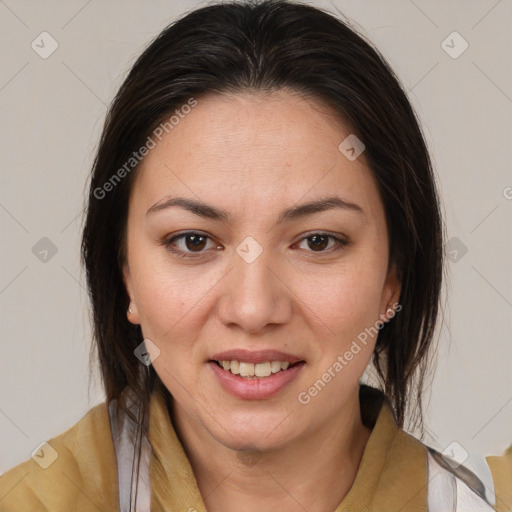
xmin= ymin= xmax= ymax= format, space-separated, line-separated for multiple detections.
xmin=1 ymin=385 xmax=510 ymax=511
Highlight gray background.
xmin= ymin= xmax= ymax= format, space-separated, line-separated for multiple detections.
xmin=1 ymin=0 xmax=511 ymax=474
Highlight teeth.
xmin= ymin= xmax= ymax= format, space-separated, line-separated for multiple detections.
xmin=255 ymin=362 xmax=271 ymax=377
xmin=230 ymin=360 xmax=240 ymax=375
xmin=239 ymin=362 xmax=254 ymax=377
xmin=217 ymin=360 xmax=296 ymax=378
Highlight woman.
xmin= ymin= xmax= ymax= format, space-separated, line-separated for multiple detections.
xmin=0 ymin=1 xmax=510 ymax=511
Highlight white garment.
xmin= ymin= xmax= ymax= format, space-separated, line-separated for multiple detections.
xmin=108 ymin=396 xmax=498 ymax=512
xmin=427 ymin=447 xmax=497 ymax=511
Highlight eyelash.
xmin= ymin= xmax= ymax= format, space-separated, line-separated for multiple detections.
xmin=162 ymin=231 xmax=349 ymax=260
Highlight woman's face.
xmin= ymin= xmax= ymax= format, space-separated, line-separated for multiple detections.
xmin=123 ymin=89 xmax=400 ymax=452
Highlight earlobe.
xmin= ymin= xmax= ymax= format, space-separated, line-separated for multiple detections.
xmin=126 ymin=302 xmax=140 ymax=324
xmin=382 ymin=263 xmax=402 ymax=316
xmin=123 ymin=263 xmax=140 ymax=324
xmin=126 ymin=300 xmax=141 ymax=324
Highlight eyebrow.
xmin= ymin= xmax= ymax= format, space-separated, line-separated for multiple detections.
xmin=146 ymin=195 xmax=364 ymax=223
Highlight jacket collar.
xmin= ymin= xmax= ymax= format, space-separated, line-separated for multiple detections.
xmin=147 ymin=383 xmax=428 ymax=511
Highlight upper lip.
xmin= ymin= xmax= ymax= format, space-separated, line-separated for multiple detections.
xmin=210 ymin=349 xmax=304 ymax=365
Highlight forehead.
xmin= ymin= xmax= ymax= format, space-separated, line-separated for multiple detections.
xmin=129 ymin=89 xmax=383 ymax=223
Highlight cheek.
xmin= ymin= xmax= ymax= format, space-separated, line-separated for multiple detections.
xmin=136 ymin=280 xmax=183 ymax=337
xmin=133 ymin=269 xmax=204 ymax=393
xmin=131 ymin=251 xmax=218 ymax=356
xmin=295 ymin=255 xmax=385 ymax=342
xmin=130 ymin=251 xmax=191 ymax=341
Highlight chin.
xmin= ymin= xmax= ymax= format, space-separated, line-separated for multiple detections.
xmin=211 ymin=413 xmax=300 ymax=452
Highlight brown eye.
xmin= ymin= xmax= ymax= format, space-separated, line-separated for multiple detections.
xmin=165 ymin=232 xmax=217 ymax=258
xmin=164 ymin=231 xmax=348 ymax=260
xmin=296 ymin=232 xmax=348 ymax=253
xmin=306 ymin=234 xmax=329 ymax=251
xmin=182 ymin=233 xmax=208 ymax=251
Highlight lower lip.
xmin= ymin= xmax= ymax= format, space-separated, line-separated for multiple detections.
xmin=209 ymin=361 xmax=306 ymax=399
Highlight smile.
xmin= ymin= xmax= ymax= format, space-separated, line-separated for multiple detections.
xmin=214 ymin=360 xmax=301 ymax=378
xmin=209 ymin=360 xmax=306 ymax=399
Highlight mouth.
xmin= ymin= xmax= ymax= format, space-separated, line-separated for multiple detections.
xmin=209 ymin=359 xmax=305 ymax=379
xmin=208 ymin=349 xmax=306 ymax=397
xmin=208 ymin=358 xmax=306 ymax=399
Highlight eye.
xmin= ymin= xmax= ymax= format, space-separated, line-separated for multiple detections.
xmin=294 ymin=232 xmax=348 ymax=253
xmin=163 ymin=231 xmax=348 ymax=259
xmin=164 ymin=231 xmax=220 ymax=259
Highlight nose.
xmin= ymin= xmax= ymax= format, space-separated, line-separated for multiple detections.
xmin=216 ymin=243 xmax=293 ymax=333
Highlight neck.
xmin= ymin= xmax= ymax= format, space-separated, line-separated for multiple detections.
xmin=169 ymin=391 xmax=372 ymax=512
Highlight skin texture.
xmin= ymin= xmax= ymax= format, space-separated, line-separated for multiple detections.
xmin=123 ymin=89 xmax=401 ymax=512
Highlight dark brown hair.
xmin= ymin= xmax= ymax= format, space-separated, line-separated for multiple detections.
xmin=81 ymin=0 xmax=445 ymax=436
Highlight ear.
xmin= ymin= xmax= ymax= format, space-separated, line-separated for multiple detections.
xmin=380 ymin=262 xmax=401 ymax=316
xmin=123 ymin=261 xmax=141 ymax=324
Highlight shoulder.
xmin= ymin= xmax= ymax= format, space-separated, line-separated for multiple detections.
xmin=426 ymin=443 xmax=512 ymax=512
xmin=486 ymin=444 xmax=512 ymax=512
xmin=0 ymin=401 xmax=119 ymax=512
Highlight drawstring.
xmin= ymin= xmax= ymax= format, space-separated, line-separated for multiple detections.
xmin=129 ymin=400 xmax=144 ymax=511
xmin=109 ymin=389 xmax=152 ymax=512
